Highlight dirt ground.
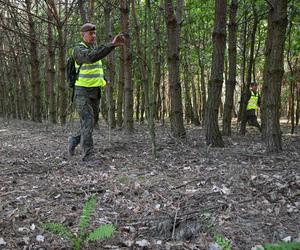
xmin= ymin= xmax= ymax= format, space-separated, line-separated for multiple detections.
xmin=0 ymin=118 xmax=299 ymax=250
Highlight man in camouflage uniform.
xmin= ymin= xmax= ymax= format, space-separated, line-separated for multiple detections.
xmin=68 ymin=23 xmax=124 ymax=162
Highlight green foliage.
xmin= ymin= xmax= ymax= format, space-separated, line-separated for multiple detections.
xmin=43 ymin=195 xmax=115 ymax=250
xmin=43 ymin=223 xmax=73 ymax=240
xmin=87 ymin=224 xmax=116 ymax=242
xmin=257 ymin=241 xmax=300 ymax=250
xmin=79 ymin=194 xmax=97 ymax=235
xmin=213 ymin=233 xmax=232 ymax=250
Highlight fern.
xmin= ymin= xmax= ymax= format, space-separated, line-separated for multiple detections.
xmin=43 ymin=223 xmax=73 ymax=240
xmin=87 ymin=224 xmax=116 ymax=241
xmin=79 ymin=194 xmax=97 ymax=235
xmin=43 ymin=194 xmax=115 ymax=250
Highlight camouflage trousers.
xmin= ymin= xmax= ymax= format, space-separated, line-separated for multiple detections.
xmin=246 ymin=109 xmax=262 ymax=132
xmin=71 ymin=95 xmax=100 ymax=156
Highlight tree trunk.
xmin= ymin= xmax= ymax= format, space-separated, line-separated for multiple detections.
xmin=237 ymin=7 xmax=248 ymax=122
xmin=222 ymin=0 xmax=237 ymax=136
xmin=136 ymin=80 xmax=141 ymax=121
xmin=286 ymin=9 xmax=297 ymax=134
xmin=26 ymin=0 xmax=42 ymax=122
xmin=153 ymin=0 xmax=163 ymax=121
xmin=57 ymin=26 xmax=67 ymax=125
xmin=88 ymin=0 xmax=95 ymax=22
xmin=78 ymin=0 xmax=88 ymax=23
xmin=199 ymin=63 xmax=206 ymax=125
xmin=117 ymin=61 xmax=124 ymax=128
xmin=183 ymin=58 xmax=193 ymax=124
xmin=104 ymin=3 xmax=116 ymax=129
xmin=296 ymin=87 xmax=300 ymax=125
xmin=191 ymin=73 xmax=200 ymax=126
xmin=261 ymin=0 xmax=288 ymax=153
xmin=165 ymin=0 xmax=186 ymax=138
xmin=120 ymin=0 xmax=134 ymax=133
xmin=132 ymin=0 xmax=148 ymax=123
xmin=47 ymin=6 xmax=57 ymax=124
xmin=240 ymin=1 xmax=258 ymax=135
xmin=205 ymin=0 xmax=227 ymax=147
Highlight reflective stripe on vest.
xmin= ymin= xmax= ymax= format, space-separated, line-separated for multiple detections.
xmin=75 ymin=42 xmax=106 ymax=88
xmin=247 ymin=90 xmax=259 ymax=110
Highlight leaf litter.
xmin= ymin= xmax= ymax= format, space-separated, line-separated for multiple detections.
xmin=0 ymin=119 xmax=299 ymax=249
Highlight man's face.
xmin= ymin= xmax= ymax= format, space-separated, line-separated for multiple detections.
xmin=82 ymin=30 xmax=96 ymax=45
xmin=251 ymin=84 xmax=258 ymax=92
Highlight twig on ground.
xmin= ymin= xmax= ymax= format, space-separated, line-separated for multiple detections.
xmin=172 ymin=201 xmax=180 ymax=240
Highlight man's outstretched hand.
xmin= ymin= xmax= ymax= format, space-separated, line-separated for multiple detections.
xmin=112 ymin=33 xmax=125 ymax=47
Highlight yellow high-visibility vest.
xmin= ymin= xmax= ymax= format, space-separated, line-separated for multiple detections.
xmin=247 ymin=90 xmax=259 ymax=110
xmin=75 ymin=42 xmax=106 ymax=88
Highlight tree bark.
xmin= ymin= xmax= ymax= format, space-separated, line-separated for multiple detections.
xmin=26 ymin=0 xmax=42 ymax=122
xmin=164 ymin=0 xmax=186 ymax=138
xmin=183 ymin=58 xmax=193 ymax=124
xmin=104 ymin=2 xmax=116 ymax=129
xmin=47 ymin=6 xmax=57 ymax=124
xmin=205 ymin=0 xmax=227 ymax=147
xmin=153 ymin=0 xmax=163 ymax=120
xmin=117 ymin=61 xmax=124 ymax=128
xmin=120 ymin=0 xmax=134 ymax=133
xmin=237 ymin=7 xmax=248 ymax=122
xmin=57 ymin=26 xmax=67 ymax=125
xmin=78 ymin=0 xmax=88 ymax=23
xmin=240 ymin=1 xmax=258 ymax=135
xmin=261 ymin=0 xmax=288 ymax=153
xmin=222 ymin=0 xmax=237 ymax=136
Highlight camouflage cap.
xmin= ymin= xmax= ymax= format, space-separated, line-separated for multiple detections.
xmin=80 ymin=23 xmax=96 ymax=32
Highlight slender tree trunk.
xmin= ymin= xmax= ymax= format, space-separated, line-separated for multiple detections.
xmin=57 ymin=26 xmax=67 ymax=125
xmin=296 ymin=87 xmax=300 ymax=125
xmin=161 ymin=63 xmax=166 ymax=123
xmin=18 ymin=59 xmax=29 ymax=120
xmin=88 ymin=0 xmax=95 ymax=22
xmin=132 ymin=0 xmax=156 ymax=156
xmin=286 ymin=8 xmax=297 ymax=134
xmin=26 ymin=0 xmax=42 ymax=122
xmin=199 ymin=63 xmax=206 ymax=125
xmin=136 ymin=80 xmax=141 ymax=121
xmin=78 ymin=0 xmax=88 ymax=23
xmin=261 ymin=0 xmax=288 ymax=153
xmin=117 ymin=62 xmax=124 ymax=127
xmin=11 ymin=68 xmax=17 ymax=119
xmin=132 ymin=0 xmax=148 ymax=122
xmin=223 ymin=0 xmax=237 ymax=136
xmin=153 ymin=0 xmax=163 ymax=121
xmin=47 ymin=7 xmax=57 ymax=124
xmin=240 ymin=2 xmax=258 ymax=134
xmin=104 ymin=3 xmax=116 ymax=128
xmin=183 ymin=59 xmax=193 ymax=123
xmin=120 ymin=0 xmax=134 ymax=132
xmin=165 ymin=0 xmax=185 ymax=138
xmin=237 ymin=8 xmax=248 ymax=122
xmin=0 ymin=34 xmax=3 ymax=118
xmin=205 ymin=0 xmax=227 ymax=147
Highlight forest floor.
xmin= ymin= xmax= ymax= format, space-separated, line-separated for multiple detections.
xmin=0 ymin=117 xmax=300 ymax=250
